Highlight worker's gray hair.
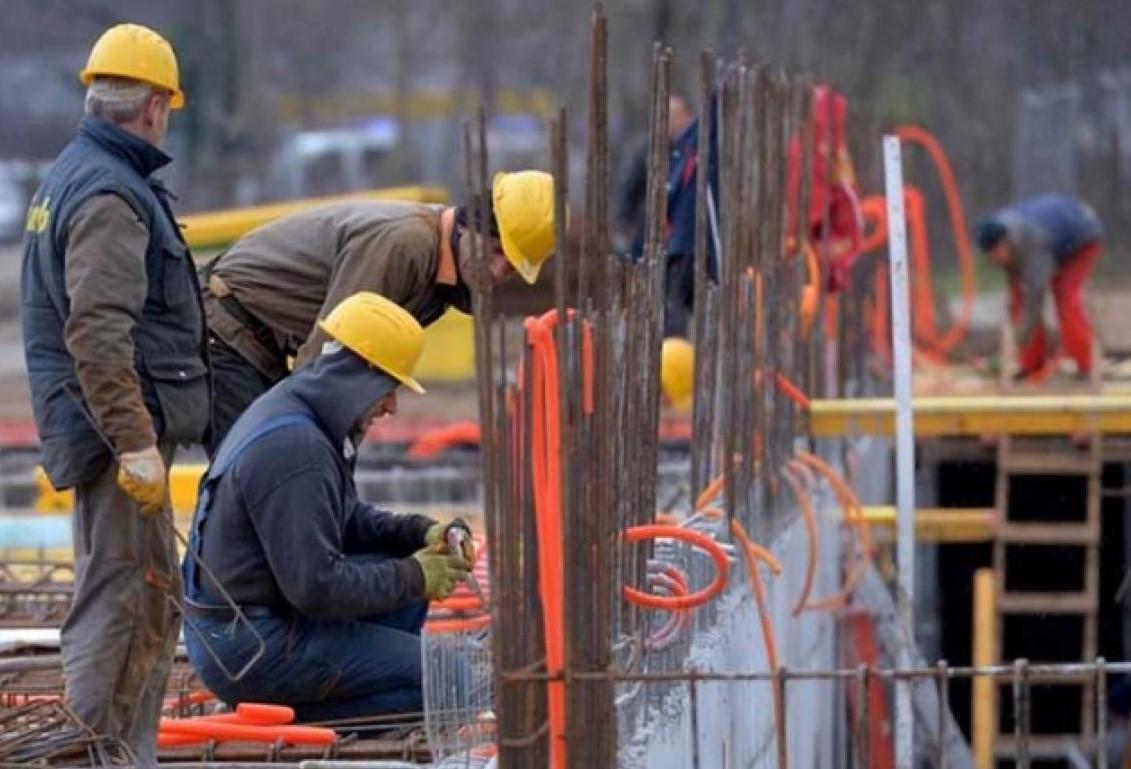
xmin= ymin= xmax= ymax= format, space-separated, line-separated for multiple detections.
xmin=84 ymin=76 xmax=157 ymax=124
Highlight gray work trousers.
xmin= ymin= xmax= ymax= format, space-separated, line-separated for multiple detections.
xmin=61 ymin=443 xmax=180 ymax=767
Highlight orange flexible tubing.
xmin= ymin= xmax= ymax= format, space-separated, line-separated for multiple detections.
xmin=795 ymin=451 xmax=873 ymax=612
xmin=424 ymin=614 xmax=493 ymax=635
xmin=406 ymin=421 xmax=481 ymax=459
xmin=783 ymin=462 xmax=818 ymax=617
xmin=622 ymin=525 xmax=730 ymax=611
xmin=894 ymin=124 xmax=977 ymax=355
xmin=524 ymin=315 xmax=567 ymax=769
xmin=774 ymin=372 xmax=811 ymax=410
xmin=730 ymin=519 xmax=787 ymax=769
xmin=158 ymin=720 xmax=336 ymax=745
xmin=187 ymin=702 xmax=293 ymax=725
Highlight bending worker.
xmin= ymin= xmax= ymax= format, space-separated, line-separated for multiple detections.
xmin=183 ymin=292 xmax=473 ymax=720
xmin=20 ymin=25 xmax=206 ymax=763
xmin=200 ymin=170 xmax=556 ymax=453
xmin=977 ymin=194 xmax=1103 ymax=380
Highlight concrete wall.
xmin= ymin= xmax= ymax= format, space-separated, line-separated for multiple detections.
xmin=622 ymin=509 xmax=843 ymax=768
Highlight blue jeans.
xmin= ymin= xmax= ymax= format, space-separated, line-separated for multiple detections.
xmin=184 ymin=601 xmax=428 ymax=722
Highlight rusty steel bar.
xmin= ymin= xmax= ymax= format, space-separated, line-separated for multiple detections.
xmin=1014 ymin=658 xmax=1030 ymax=769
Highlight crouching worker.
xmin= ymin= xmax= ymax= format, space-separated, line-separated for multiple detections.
xmin=183 ymin=292 xmax=473 ymax=720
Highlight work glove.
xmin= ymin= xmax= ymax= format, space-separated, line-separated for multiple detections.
xmin=411 ymin=549 xmax=471 ymax=601
xmin=425 ymin=517 xmax=476 ymax=567
xmin=116 ymin=446 xmax=167 ymax=517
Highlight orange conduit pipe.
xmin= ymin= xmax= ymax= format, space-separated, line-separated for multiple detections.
xmin=895 ymin=124 xmax=977 ymax=355
xmin=622 ymin=525 xmax=730 ymax=611
xmin=407 ymin=421 xmax=481 ymax=459
xmin=158 ymin=720 xmax=336 ymax=746
xmin=730 ymin=519 xmax=787 ymax=769
xmin=795 ymin=451 xmax=874 ymax=612
xmin=424 ymin=614 xmax=493 ymax=635
xmin=522 ymin=307 xmax=595 ymax=769
xmin=525 ymin=314 xmax=567 ymax=769
xmin=783 ymin=462 xmax=819 ymax=617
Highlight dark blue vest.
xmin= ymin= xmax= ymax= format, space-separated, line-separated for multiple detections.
xmin=21 ymin=117 xmax=210 ymax=488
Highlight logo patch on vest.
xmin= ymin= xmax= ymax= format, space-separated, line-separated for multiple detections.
xmin=25 ymin=197 xmax=51 ymax=234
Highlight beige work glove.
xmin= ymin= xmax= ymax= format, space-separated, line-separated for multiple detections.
xmin=411 ymin=549 xmax=471 ymax=601
xmin=116 ymin=446 xmax=167 ymax=517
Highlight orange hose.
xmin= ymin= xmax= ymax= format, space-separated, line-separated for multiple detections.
xmin=158 ymin=719 xmax=336 ymax=745
xmin=730 ymin=519 xmax=787 ymax=769
xmin=189 ymin=703 xmax=293 ymax=725
xmin=894 ymin=124 xmax=977 ymax=355
xmin=406 ymin=421 xmax=481 ymax=459
xmin=424 ymin=614 xmax=493 ymax=635
xmin=774 ymin=372 xmax=811 ymax=410
xmin=524 ymin=315 xmax=567 ymax=769
xmin=622 ymin=525 xmax=730 ymax=610
xmin=783 ymin=463 xmax=818 ymax=617
xmin=795 ymin=451 xmax=873 ymax=611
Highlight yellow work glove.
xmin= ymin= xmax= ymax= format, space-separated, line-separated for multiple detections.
xmin=411 ymin=549 xmax=471 ymax=601
xmin=424 ymin=518 xmax=476 ymax=567
xmin=116 ymin=446 xmax=167 ymax=517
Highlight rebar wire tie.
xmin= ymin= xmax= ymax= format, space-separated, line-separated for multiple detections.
xmin=68 ymin=385 xmax=266 ymax=683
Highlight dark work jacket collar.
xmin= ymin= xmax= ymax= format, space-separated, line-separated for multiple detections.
xmin=79 ymin=116 xmax=172 ymax=179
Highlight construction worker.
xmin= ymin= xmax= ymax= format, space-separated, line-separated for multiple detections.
xmin=660 ymin=336 xmax=694 ymax=412
xmin=183 ymin=292 xmax=473 ymax=720
xmin=976 ymin=194 xmax=1103 ymax=380
xmin=201 ymin=170 xmax=555 ymax=454
xmin=616 ymin=94 xmax=696 ymax=256
xmin=19 ymin=25 xmax=205 ymax=764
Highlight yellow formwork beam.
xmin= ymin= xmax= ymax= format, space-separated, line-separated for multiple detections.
xmin=810 ymin=394 xmax=1131 ymax=437
xmin=855 ymin=506 xmax=996 ymax=543
xmin=36 ymin=464 xmax=206 ymax=515
xmin=180 ymin=185 xmax=449 ymax=251
xmin=972 ymin=568 xmax=997 ymax=769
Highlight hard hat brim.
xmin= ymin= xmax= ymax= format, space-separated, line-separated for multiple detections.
xmin=499 ymin=226 xmax=543 ymax=285
xmin=79 ymin=68 xmax=185 ymax=110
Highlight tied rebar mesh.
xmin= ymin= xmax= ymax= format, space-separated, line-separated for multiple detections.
xmin=422 ymin=621 xmax=497 ymax=769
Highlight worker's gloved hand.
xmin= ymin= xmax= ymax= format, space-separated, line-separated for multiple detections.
xmin=425 ymin=518 xmax=476 ymax=566
xmin=411 ymin=549 xmax=471 ymax=601
xmin=116 ymin=445 xmax=167 ymax=517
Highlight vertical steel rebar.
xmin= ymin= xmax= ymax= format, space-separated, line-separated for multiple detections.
xmin=1097 ymin=657 xmax=1108 ymax=769
xmin=937 ymin=660 xmax=949 ymax=769
xmin=1014 ymin=659 xmax=1030 ymax=769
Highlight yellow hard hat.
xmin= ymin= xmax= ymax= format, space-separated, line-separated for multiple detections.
xmin=660 ymin=337 xmax=694 ymax=413
xmin=318 ymin=292 xmax=426 ymax=394
xmin=80 ymin=24 xmax=185 ymax=110
xmin=492 ymin=170 xmax=555 ymax=285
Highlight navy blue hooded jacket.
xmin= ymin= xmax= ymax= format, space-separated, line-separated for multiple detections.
xmin=185 ymin=347 xmax=433 ymax=617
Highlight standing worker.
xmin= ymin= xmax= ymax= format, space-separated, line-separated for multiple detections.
xmin=184 ymin=292 xmax=473 ymax=720
xmin=200 ymin=171 xmax=556 ymax=453
xmin=977 ymin=194 xmax=1103 ymax=380
xmin=20 ymin=24 xmax=207 ymax=764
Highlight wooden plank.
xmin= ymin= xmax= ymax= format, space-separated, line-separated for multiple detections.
xmin=996 ymin=523 xmax=1097 ymax=545
xmin=997 ymin=591 xmax=1096 ymax=614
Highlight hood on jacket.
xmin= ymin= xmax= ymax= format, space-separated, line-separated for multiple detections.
xmin=284 ymin=345 xmax=399 ymax=446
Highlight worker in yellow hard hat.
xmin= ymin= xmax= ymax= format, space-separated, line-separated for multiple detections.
xmin=184 ymin=292 xmax=473 ymax=721
xmin=661 ymin=337 xmax=695 ymax=413
xmin=20 ymin=23 xmax=201 ymax=763
xmin=201 ymin=169 xmax=557 ymax=454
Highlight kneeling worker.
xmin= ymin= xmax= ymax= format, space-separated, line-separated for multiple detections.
xmin=183 ymin=292 xmax=473 ymax=720
xmin=202 ymin=170 xmax=556 ymax=453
